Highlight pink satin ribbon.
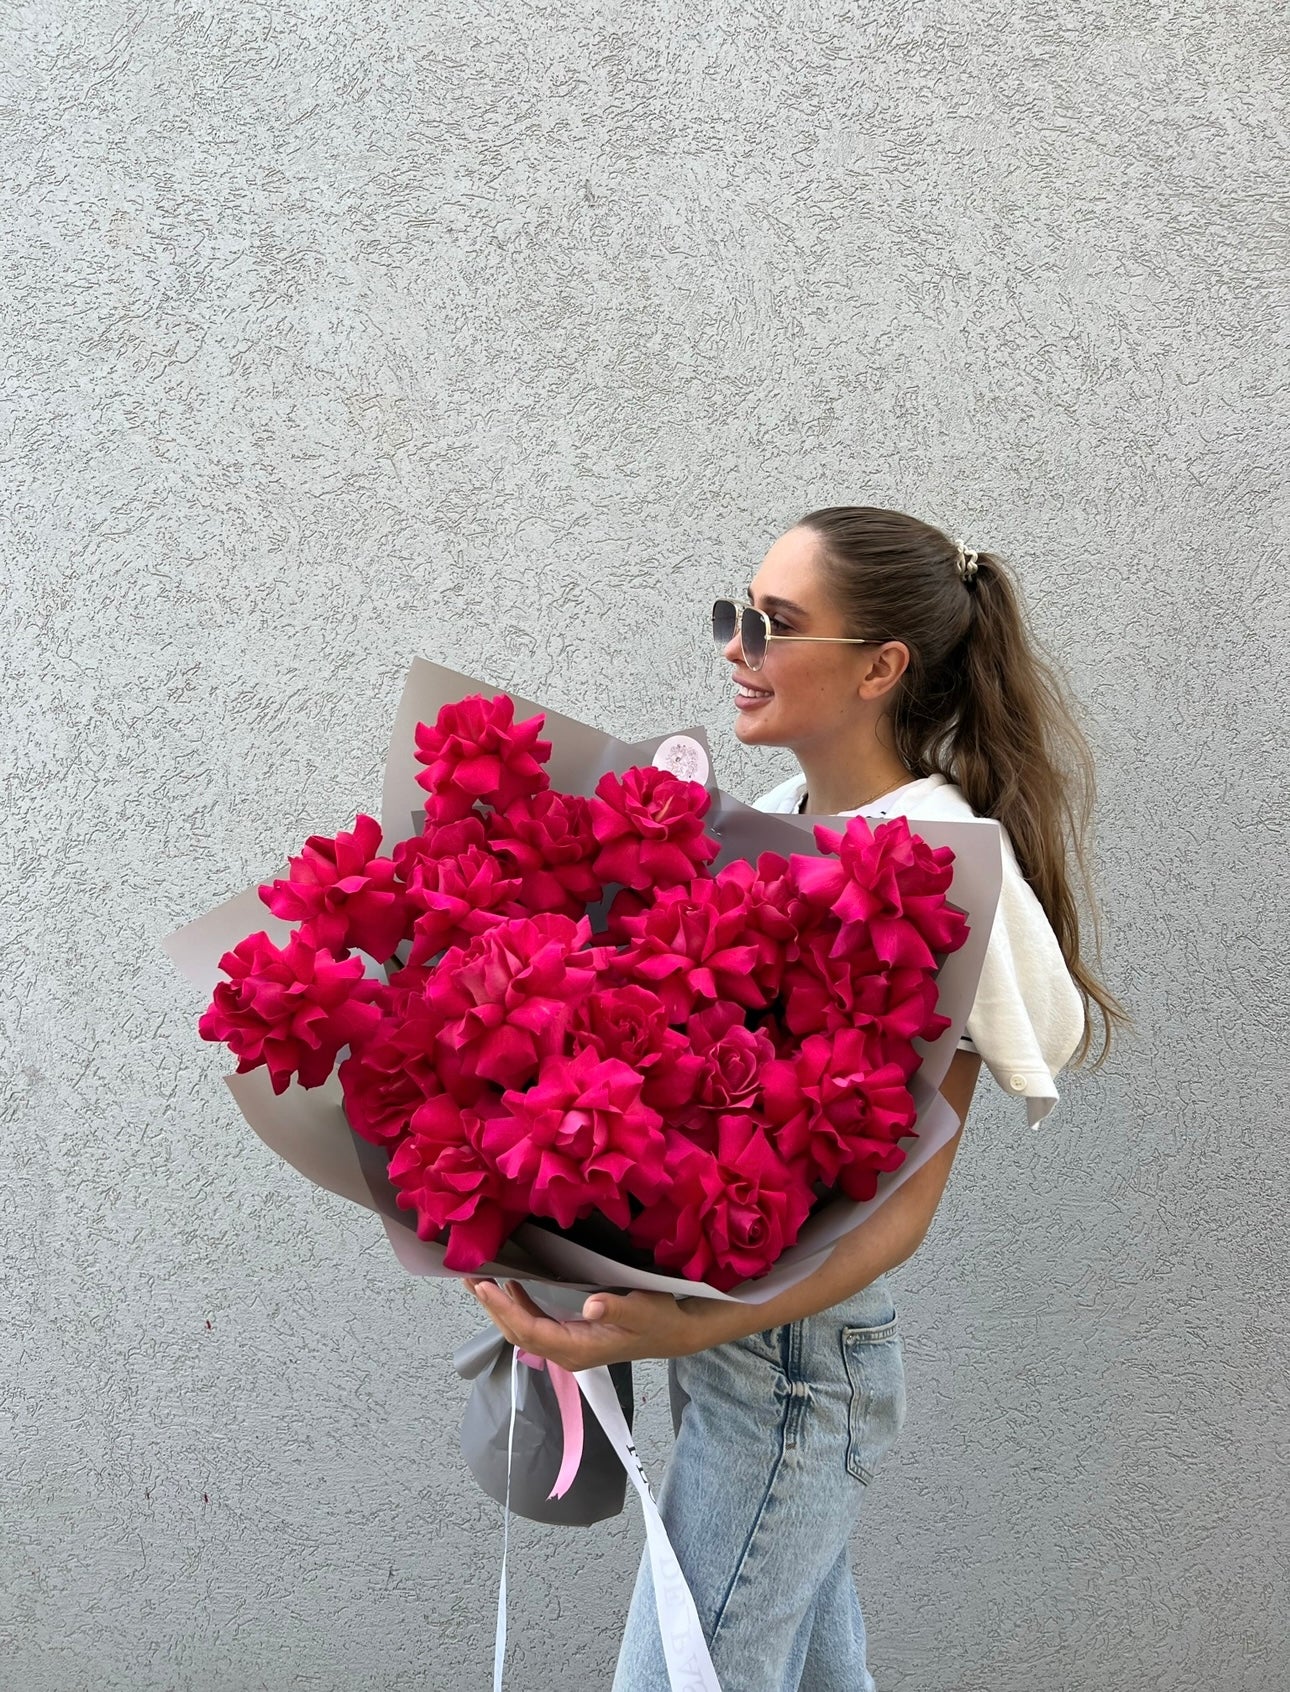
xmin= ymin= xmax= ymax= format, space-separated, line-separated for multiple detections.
xmin=516 ymin=1350 xmax=584 ymax=1499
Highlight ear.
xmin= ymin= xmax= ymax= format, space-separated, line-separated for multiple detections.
xmin=856 ymin=640 xmax=910 ymax=701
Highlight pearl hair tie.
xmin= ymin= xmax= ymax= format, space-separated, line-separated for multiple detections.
xmin=952 ymin=538 xmax=980 ymax=583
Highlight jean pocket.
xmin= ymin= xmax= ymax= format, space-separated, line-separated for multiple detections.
xmin=841 ymin=1317 xmax=906 ymax=1483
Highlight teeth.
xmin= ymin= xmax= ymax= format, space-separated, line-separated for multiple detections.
xmin=736 ymin=684 xmax=772 ymax=699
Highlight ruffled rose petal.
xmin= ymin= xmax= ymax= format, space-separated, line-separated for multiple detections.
xmin=589 ymin=766 xmax=719 ymax=891
xmin=413 ymin=694 xmax=553 ymax=821
xmin=259 ymin=814 xmax=413 ymax=963
xmin=627 ymin=1118 xmax=816 ymax=1292
xmin=199 ymin=932 xmax=381 ymax=1094
xmin=482 ymin=1048 xmax=668 ymax=1229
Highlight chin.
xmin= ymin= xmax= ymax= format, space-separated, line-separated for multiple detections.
xmin=733 ymin=710 xmax=783 ymax=747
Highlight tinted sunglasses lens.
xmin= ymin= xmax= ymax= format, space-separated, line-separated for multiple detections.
xmin=741 ymin=609 xmax=767 ymax=669
xmin=712 ymin=600 xmax=737 ymax=650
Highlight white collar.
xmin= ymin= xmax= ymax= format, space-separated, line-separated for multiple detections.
xmin=792 ymin=773 xmax=949 ymax=817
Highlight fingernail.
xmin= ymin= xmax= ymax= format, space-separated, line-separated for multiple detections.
xmin=584 ymin=1299 xmax=605 ymax=1320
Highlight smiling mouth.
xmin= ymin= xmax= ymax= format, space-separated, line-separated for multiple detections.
xmin=734 ymin=682 xmax=773 ymax=699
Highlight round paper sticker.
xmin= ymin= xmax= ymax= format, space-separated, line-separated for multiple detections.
xmin=651 ymin=734 xmax=710 ymax=787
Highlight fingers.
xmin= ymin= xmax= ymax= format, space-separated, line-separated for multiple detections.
xmin=472 ymin=1281 xmax=562 ymax=1356
xmin=469 ymin=1280 xmax=521 ymax=1347
xmin=465 ymin=1279 xmax=658 ymax=1369
xmin=500 ymin=1281 xmax=552 ymax=1322
xmin=579 ymin=1289 xmax=664 ymax=1328
xmin=472 ymin=1282 xmax=609 ymax=1370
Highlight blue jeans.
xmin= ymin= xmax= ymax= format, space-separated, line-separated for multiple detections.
xmin=612 ymin=1277 xmax=906 ymax=1692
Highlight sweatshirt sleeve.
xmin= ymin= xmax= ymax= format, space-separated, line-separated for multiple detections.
xmin=964 ymin=833 xmax=1086 ymax=1126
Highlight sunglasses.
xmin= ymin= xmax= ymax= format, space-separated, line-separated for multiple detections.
xmin=711 ymin=599 xmax=893 ymax=673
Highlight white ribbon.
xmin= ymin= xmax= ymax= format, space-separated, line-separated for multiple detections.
xmin=491 ymin=1358 xmax=723 ymax=1692
xmin=575 ymin=1365 xmax=723 ymax=1692
xmin=493 ymin=1345 xmax=520 ymax=1692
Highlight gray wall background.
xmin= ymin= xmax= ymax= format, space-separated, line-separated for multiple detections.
xmin=4 ymin=3 xmax=1286 ymax=1689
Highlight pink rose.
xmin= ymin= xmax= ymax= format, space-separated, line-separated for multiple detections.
xmin=708 ymin=857 xmax=799 ymax=997
xmin=393 ymin=816 xmax=489 ymax=877
xmin=761 ymin=1031 xmax=916 ymax=1186
xmin=569 ymin=984 xmax=706 ymax=1114
xmin=485 ymin=789 xmax=604 ymax=917
xmin=387 ymin=1094 xmax=527 ymax=1269
xmin=616 ymin=878 xmax=770 ymax=1023
xmin=777 ymin=942 xmax=887 ymax=1039
xmin=793 ymin=815 xmax=968 ymax=967
xmin=686 ymin=1002 xmax=776 ymax=1115
xmin=628 ymin=1117 xmax=816 ymax=1292
xmin=414 ymin=694 xmax=553 ymax=821
xmin=402 ymin=847 xmax=523 ymax=966
xmin=425 ymin=913 xmax=599 ymax=1091
xmin=589 ymin=766 xmax=720 ymax=890
xmin=258 ymin=814 xmax=413 ymax=963
xmin=337 ymin=1026 xmax=443 ymax=1147
xmin=874 ymin=966 xmax=952 ymax=1056
xmin=198 ymin=932 xmax=381 ymax=1094
xmin=482 ymin=1048 xmax=668 ymax=1229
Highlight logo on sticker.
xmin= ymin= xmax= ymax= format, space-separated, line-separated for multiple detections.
xmin=651 ymin=735 xmax=709 ymax=787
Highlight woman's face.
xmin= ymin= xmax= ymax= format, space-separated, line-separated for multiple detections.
xmin=721 ymin=526 xmax=902 ymax=754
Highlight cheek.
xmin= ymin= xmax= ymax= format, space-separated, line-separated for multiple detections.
xmin=789 ymin=675 xmax=855 ymax=721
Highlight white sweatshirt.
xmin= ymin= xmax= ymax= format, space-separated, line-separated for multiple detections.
xmin=752 ymin=772 xmax=1086 ymax=1126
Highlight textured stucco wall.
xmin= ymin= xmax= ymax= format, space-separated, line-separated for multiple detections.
xmin=4 ymin=3 xmax=1286 ymax=1689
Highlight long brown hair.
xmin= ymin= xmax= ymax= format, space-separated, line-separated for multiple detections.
xmin=797 ymin=504 xmax=1129 ymax=1067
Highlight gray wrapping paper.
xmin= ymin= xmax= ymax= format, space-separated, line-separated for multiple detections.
xmin=454 ymin=1327 xmax=635 ymax=1526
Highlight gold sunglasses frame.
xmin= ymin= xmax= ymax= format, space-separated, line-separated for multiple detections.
xmin=712 ymin=599 xmax=895 ymax=673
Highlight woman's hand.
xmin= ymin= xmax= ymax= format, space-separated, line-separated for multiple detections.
xmin=464 ymin=1278 xmax=722 ymax=1369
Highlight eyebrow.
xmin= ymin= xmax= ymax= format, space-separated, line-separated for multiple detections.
xmin=747 ymin=586 xmax=811 ymax=619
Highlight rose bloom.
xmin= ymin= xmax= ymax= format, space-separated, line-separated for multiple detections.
xmin=589 ymin=765 xmax=720 ymax=890
xmin=708 ymin=856 xmax=799 ymax=997
xmin=259 ymin=813 xmax=413 ymax=963
xmin=567 ymin=983 xmax=705 ymax=1114
xmin=414 ymin=693 xmax=553 ymax=821
xmin=485 ymin=789 xmax=604 ymax=918
xmin=387 ymin=1094 xmax=528 ymax=1269
xmin=628 ymin=1116 xmax=817 ymax=1292
xmin=776 ymin=942 xmax=887 ymax=1039
xmin=337 ymin=1025 xmax=444 ymax=1147
xmin=198 ymin=931 xmax=381 ymax=1093
xmin=615 ymin=877 xmax=770 ymax=1023
xmin=425 ymin=913 xmax=600 ymax=1091
xmin=792 ymin=814 xmax=967 ymax=967
xmin=392 ymin=816 xmax=490 ymax=883
xmin=686 ymin=1002 xmax=776 ymax=1116
xmin=402 ymin=847 xmax=523 ymax=966
xmin=482 ymin=1047 xmax=668 ymax=1229
xmin=761 ymin=1031 xmax=916 ymax=1188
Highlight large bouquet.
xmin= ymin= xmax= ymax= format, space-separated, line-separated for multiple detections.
xmin=195 ymin=690 xmax=970 ymax=1294
xmin=164 ymin=661 xmax=1002 ymax=1691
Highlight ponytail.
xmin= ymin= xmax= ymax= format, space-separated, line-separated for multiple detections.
xmin=799 ymin=505 xmax=1131 ymax=1067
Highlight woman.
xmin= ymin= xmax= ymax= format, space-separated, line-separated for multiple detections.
xmin=467 ymin=506 xmax=1127 ymax=1691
